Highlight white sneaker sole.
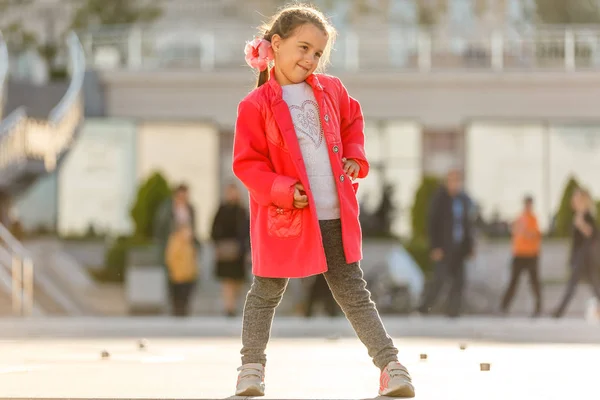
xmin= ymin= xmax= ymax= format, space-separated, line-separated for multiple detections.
xmin=235 ymin=383 xmax=265 ymax=397
xmin=379 ymin=382 xmax=415 ymax=398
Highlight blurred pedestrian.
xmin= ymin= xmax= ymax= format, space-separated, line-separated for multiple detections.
xmin=154 ymin=183 xmax=199 ymax=317
xmin=500 ymin=195 xmax=542 ymax=317
xmin=304 ymin=274 xmax=340 ymax=318
xmin=417 ymin=168 xmax=474 ymax=318
xmin=552 ymin=188 xmax=600 ymax=318
xmin=211 ymin=182 xmax=249 ymax=317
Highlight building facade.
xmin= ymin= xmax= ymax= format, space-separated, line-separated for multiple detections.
xmin=12 ymin=2 xmax=600 ymax=237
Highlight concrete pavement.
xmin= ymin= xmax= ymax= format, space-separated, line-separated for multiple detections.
xmin=1 ymin=335 xmax=599 ymax=399
xmin=1 ymin=317 xmax=599 ymax=399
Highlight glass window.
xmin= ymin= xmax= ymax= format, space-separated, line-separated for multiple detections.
xmin=389 ymin=0 xmax=418 ymax=23
xmin=507 ymin=0 xmax=523 ymax=22
xmin=449 ymin=0 xmax=475 ymax=26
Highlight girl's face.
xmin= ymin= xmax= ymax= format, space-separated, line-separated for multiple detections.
xmin=270 ymin=23 xmax=328 ymax=86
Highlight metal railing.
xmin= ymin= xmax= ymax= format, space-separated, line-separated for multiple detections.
xmin=0 ymin=32 xmax=8 ymax=120
xmin=0 ymin=223 xmax=34 ymax=316
xmin=0 ymin=32 xmax=85 ymax=316
xmin=79 ymin=24 xmax=600 ymax=72
xmin=0 ymin=32 xmax=85 ymax=172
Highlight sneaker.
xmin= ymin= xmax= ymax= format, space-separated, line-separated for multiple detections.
xmin=379 ymin=361 xmax=415 ymax=398
xmin=235 ymin=363 xmax=265 ymax=396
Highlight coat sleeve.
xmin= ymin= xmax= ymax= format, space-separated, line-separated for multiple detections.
xmin=232 ymin=100 xmax=298 ymax=209
xmin=165 ymin=236 xmax=176 ymax=270
xmin=210 ymin=206 xmax=223 ymax=241
xmin=189 ymin=205 xmax=200 ymax=248
xmin=335 ymin=77 xmax=369 ymax=179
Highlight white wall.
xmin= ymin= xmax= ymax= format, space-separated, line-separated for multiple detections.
xmin=547 ymin=125 xmax=600 ymax=214
xmin=58 ymin=119 xmax=137 ymax=236
xmin=15 ymin=173 xmax=58 ymax=231
xmin=361 ymin=119 xmax=422 ymax=237
xmin=467 ymin=121 xmax=600 ymax=231
xmin=466 ymin=122 xmax=548 ymax=229
xmin=137 ymin=121 xmax=219 ymax=240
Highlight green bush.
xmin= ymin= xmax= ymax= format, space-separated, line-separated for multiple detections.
xmin=92 ymin=236 xmax=152 ymax=283
xmin=130 ymin=171 xmax=172 ymax=240
xmin=553 ymin=176 xmax=580 ymax=237
xmin=49 ymin=67 xmax=68 ymax=81
xmin=402 ymin=175 xmax=440 ymax=276
xmin=411 ymin=176 xmax=440 ymax=241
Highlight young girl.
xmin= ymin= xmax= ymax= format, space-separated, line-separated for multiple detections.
xmin=232 ymin=4 xmax=414 ymax=398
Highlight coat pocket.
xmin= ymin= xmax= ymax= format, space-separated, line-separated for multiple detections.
xmin=352 ymin=182 xmax=359 ymax=194
xmin=267 ymin=206 xmax=302 ymax=238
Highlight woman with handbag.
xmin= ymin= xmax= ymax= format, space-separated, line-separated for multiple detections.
xmin=211 ymin=183 xmax=250 ymax=317
xmin=154 ymin=183 xmax=200 ymax=316
xmin=552 ymin=188 xmax=600 ymax=318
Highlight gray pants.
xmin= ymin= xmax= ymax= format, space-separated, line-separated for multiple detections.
xmin=240 ymin=219 xmax=398 ymax=369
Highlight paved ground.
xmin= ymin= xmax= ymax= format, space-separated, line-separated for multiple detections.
xmin=1 ymin=316 xmax=599 ymax=343
xmin=0 ymin=317 xmax=599 ymax=399
xmin=1 ymin=337 xmax=599 ymax=399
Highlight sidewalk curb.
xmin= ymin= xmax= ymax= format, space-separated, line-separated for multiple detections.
xmin=0 ymin=316 xmax=598 ymax=343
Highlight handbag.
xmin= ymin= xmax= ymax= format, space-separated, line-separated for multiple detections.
xmin=215 ymin=239 xmax=241 ymax=262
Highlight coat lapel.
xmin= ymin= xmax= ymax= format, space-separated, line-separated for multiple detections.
xmin=271 ymin=97 xmax=307 ymax=178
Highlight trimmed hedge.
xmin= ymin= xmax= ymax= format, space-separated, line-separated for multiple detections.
xmin=406 ymin=175 xmax=440 ymax=274
xmin=410 ymin=176 xmax=440 ymax=242
xmin=130 ymin=171 xmax=171 ymax=240
xmin=553 ymin=176 xmax=579 ymax=237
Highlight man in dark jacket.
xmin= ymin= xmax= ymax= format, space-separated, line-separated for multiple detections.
xmin=417 ymin=168 xmax=474 ymax=317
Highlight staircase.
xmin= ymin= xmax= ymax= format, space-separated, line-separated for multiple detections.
xmin=0 ymin=32 xmax=86 ymax=316
xmin=0 ymin=33 xmax=7 ymax=121
xmin=0 ymin=33 xmax=85 ymax=195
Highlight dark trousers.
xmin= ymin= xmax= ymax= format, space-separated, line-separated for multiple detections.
xmin=501 ymin=256 xmax=542 ymax=315
xmin=304 ymin=274 xmax=341 ymax=317
xmin=418 ymin=249 xmax=465 ymax=317
xmin=554 ymin=243 xmax=600 ymax=318
xmin=169 ymin=281 xmax=196 ymax=317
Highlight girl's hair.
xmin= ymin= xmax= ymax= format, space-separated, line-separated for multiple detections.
xmin=255 ymin=3 xmax=337 ymax=88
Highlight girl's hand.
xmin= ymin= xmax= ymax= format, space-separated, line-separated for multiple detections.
xmin=293 ymin=183 xmax=308 ymax=209
xmin=342 ymin=158 xmax=360 ymax=180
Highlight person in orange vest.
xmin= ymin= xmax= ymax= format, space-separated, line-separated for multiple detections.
xmin=500 ymin=195 xmax=542 ymax=317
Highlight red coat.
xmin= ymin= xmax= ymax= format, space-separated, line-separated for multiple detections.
xmin=232 ymin=72 xmax=369 ymax=278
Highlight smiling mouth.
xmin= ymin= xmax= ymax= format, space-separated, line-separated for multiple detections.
xmin=298 ymin=64 xmax=310 ymax=72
